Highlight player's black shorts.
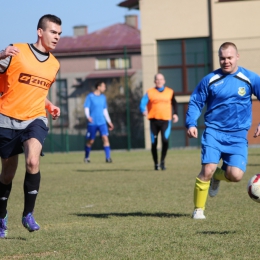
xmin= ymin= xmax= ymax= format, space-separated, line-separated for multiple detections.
xmin=150 ymin=119 xmax=171 ymax=143
xmin=0 ymin=119 xmax=49 ymax=159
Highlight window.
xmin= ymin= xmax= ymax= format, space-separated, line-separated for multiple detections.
xmin=157 ymin=38 xmax=210 ymax=147
xmin=157 ymin=38 xmax=211 ymax=94
xmin=96 ymin=58 xmax=130 ymax=70
xmin=55 ymin=79 xmax=69 ymax=127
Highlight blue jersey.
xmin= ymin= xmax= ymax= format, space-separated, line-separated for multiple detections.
xmin=186 ymin=66 xmax=260 ymax=132
xmin=84 ymin=93 xmax=107 ymax=126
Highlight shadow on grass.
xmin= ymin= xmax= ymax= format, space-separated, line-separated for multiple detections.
xmin=76 ymin=169 xmax=133 ymax=172
xmin=197 ymin=231 xmax=236 ymax=235
xmin=247 ymin=163 xmax=260 ymax=167
xmin=72 ymin=212 xmax=190 ymax=218
xmin=4 ymin=236 xmax=26 ymax=241
xmin=46 ymin=162 xmax=82 ymax=165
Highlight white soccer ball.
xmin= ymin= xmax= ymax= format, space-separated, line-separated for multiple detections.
xmin=247 ymin=174 xmax=260 ymax=203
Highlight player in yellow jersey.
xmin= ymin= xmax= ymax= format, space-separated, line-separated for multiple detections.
xmin=0 ymin=14 xmax=62 ymax=238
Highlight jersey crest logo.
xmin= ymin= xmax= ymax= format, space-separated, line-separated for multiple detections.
xmin=238 ymin=87 xmax=246 ymax=96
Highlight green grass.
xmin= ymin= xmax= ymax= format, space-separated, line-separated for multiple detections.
xmin=2 ymin=148 xmax=260 ymax=259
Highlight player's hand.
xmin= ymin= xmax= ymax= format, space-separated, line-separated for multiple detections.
xmin=45 ymin=100 xmax=60 ymax=120
xmin=4 ymin=46 xmax=20 ymax=57
xmin=187 ymin=127 xmax=198 ymax=138
xmin=108 ymin=122 xmax=114 ymax=131
xmin=254 ymin=125 xmax=260 ymax=138
xmin=172 ymin=114 xmax=179 ymax=123
xmin=87 ymin=117 xmax=93 ymax=123
xmin=47 ymin=104 xmax=60 ymax=120
xmin=142 ymin=111 xmax=147 ymax=116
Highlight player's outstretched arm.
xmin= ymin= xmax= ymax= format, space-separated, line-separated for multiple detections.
xmin=187 ymin=126 xmax=198 ymax=138
xmin=45 ymin=98 xmax=60 ymax=120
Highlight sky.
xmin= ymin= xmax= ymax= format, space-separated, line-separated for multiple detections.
xmin=0 ymin=0 xmax=140 ymax=48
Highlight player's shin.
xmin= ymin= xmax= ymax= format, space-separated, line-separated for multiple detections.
xmin=151 ymin=143 xmax=158 ymax=164
xmin=213 ymin=167 xmax=230 ymax=182
xmin=23 ymin=171 xmax=40 ymax=216
xmin=194 ymin=177 xmax=210 ymax=209
xmin=0 ymin=182 xmax=12 ymax=218
xmin=85 ymin=146 xmax=91 ymax=159
xmin=104 ymin=146 xmax=110 ymax=159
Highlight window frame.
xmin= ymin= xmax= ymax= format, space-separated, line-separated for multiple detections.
xmin=96 ymin=57 xmax=131 ymax=70
xmin=157 ymin=38 xmax=211 ymax=95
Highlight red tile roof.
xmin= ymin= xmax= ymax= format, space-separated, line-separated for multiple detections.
xmin=53 ymin=23 xmax=140 ymax=55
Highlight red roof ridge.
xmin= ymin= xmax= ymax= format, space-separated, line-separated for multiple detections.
xmin=53 ymin=22 xmax=140 ymax=54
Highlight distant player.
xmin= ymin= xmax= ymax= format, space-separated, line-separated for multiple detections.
xmin=84 ymin=80 xmax=114 ymax=163
xmin=0 ymin=14 xmax=61 ymax=238
xmin=186 ymin=42 xmax=260 ymax=219
xmin=140 ymin=73 xmax=178 ymax=170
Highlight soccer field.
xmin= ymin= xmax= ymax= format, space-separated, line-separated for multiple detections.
xmin=2 ymin=148 xmax=260 ymax=259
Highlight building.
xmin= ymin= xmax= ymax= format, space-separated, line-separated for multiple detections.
xmin=119 ymin=0 xmax=260 ymax=148
xmin=48 ymin=15 xmax=144 ymax=152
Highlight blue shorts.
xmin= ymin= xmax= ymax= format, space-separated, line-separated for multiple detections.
xmin=201 ymin=128 xmax=248 ymax=172
xmin=0 ymin=119 xmax=49 ymax=159
xmin=86 ymin=124 xmax=109 ymax=140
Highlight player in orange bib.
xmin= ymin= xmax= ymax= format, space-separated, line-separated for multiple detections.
xmin=140 ymin=73 xmax=179 ymax=170
xmin=0 ymin=14 xmax=62 ymax=238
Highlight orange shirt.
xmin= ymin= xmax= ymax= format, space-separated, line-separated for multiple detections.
xmin=0 ymin=43 xmax=60 ymax=120
xmin=147 ymin=87 xmax=174 ymax=120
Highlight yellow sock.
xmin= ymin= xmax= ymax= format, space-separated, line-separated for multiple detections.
xmin=213 ymin=167 xmax=230 ymax=182
xmin=194 ymin=177 xmax=210 ymax=210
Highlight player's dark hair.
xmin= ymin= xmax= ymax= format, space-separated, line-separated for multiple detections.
xmin=95 ymin=80 xmax=105 ymax=89
xmin=37 ymin=14 xmax=62 ymax=30
xmin=219 ymin=42 xmax=238 ymax=55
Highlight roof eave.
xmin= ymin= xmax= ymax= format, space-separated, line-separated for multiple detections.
xmin=52 ymin=47 xmax=141 ymax=57
xmin=118 ymin=0 xmax=139 ymax=10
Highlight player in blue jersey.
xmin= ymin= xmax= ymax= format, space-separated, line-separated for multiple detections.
xmin=83 ymin=80 xmax=114 ymax=163
xmin=186 ymin=42 xmax=260 ymax=219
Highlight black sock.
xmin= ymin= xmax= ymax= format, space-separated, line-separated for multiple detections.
xmin=23 ymin=171 xmax=41 ymax=217
xmin=0 ymin=181 xmax=12 ymax=218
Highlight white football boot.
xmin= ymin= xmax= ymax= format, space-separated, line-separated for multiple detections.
xmin=192 ymin=208 xmax=206 ymax=219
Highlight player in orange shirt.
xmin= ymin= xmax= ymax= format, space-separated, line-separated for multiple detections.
xmin=0 ymin=14 xmax=62 ymax=238
xmin=140 ymin=73 xmax=179 ymax=170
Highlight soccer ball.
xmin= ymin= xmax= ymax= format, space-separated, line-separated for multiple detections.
xmin=247 ymin=174 xmax=260 ymax=203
